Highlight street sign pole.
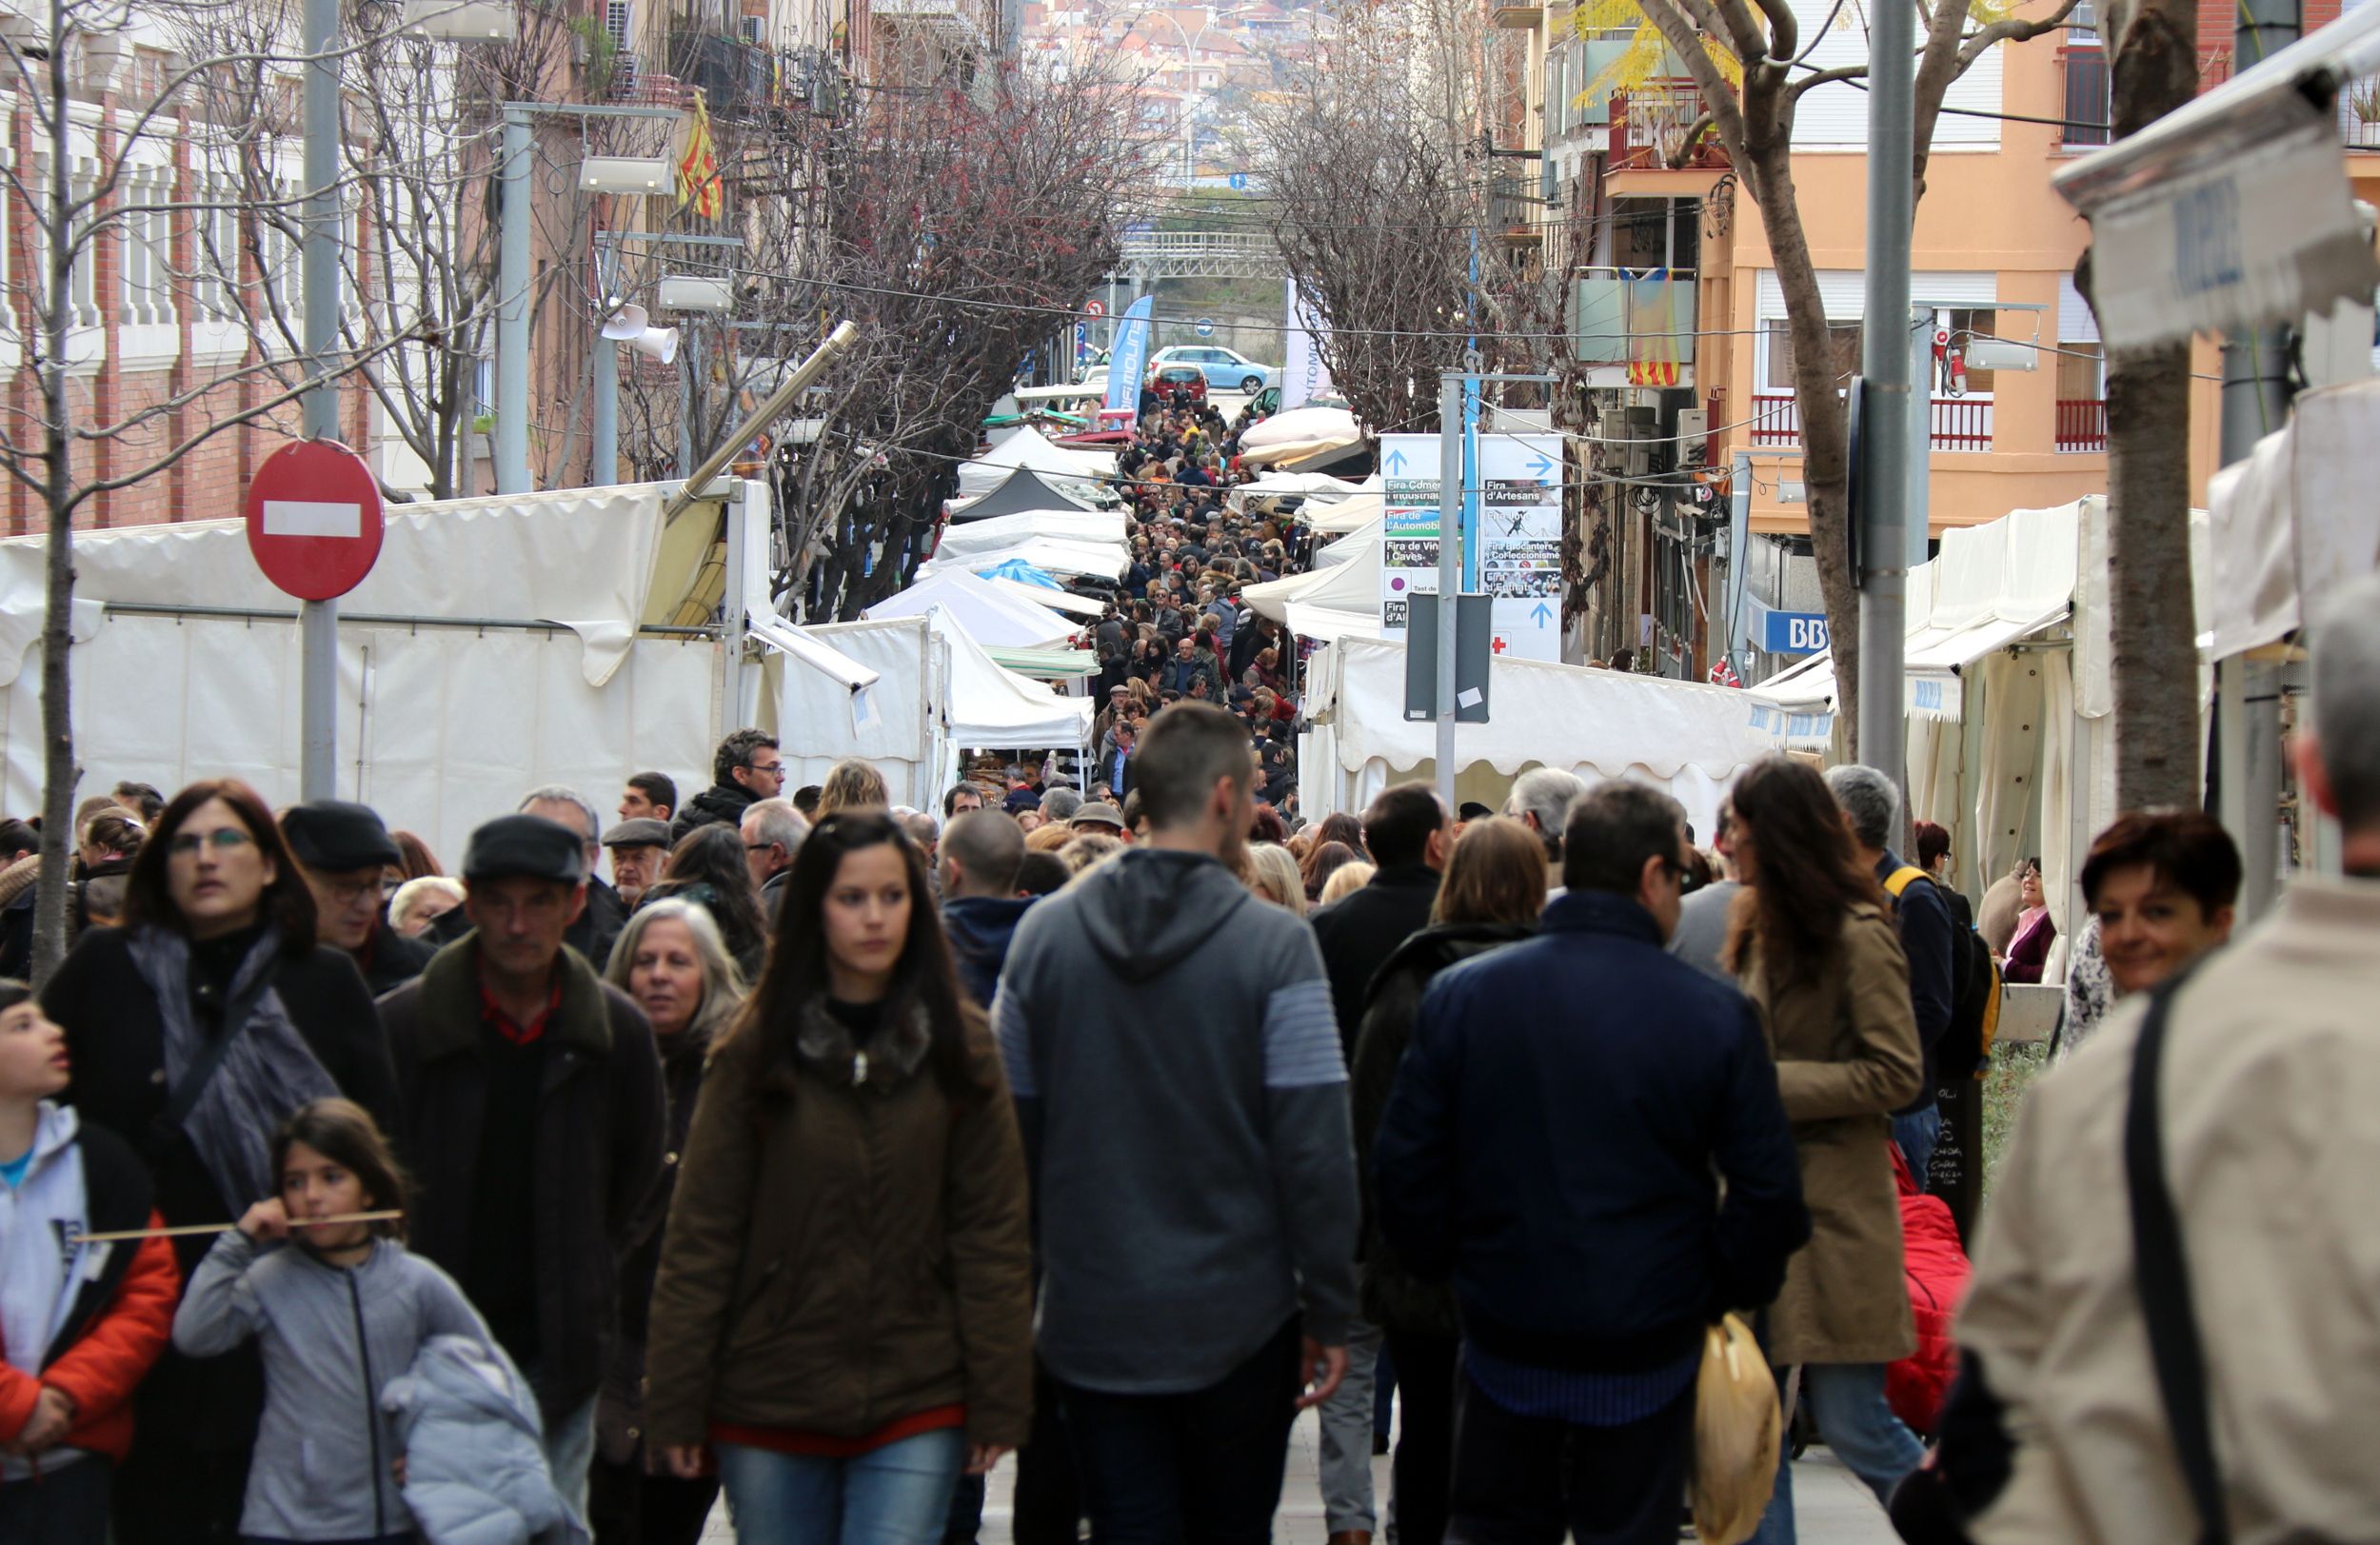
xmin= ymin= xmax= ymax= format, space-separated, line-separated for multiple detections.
xmin=1436 ymin=373 xmax=1462 ymax=809
xmin=248 ymin=442 xmax=387 ymax=799
xmin=300 ymin=0 xmax=343 ymax=799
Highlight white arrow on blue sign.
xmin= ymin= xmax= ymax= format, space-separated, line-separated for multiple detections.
xmin=1228 ymin=172 xmax=1247 ymax=189
xmin=1194 ymin=317 xmax=1215 ymax=337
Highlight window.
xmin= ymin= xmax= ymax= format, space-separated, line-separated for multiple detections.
xmin=192 ymin=194 xmax=240 ymax=321
xmin=121 ymin=164 xmax=176 ymax=329
xmin=2062 ymin=45 xmax=2110 ymax=147
xmin=2056 ymin=342 xmax=2105 ymax=401
xmin=606 ymin=0 xmax=632 ymax=48
xmin=1764 ymin=317 xmax=1861 ymax=391
xmin=1944 ymin=307 xmax=1996 ymax=394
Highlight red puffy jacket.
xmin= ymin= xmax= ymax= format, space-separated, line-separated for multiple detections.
xmin=1885 ymin=1144 xmax=1971 ymax=1436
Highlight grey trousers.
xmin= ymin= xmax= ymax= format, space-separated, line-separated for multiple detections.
xmin=1317 ymin=1317 xmax=1385 ymax=1535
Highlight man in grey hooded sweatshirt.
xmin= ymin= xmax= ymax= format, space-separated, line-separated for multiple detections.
xmin=996 ymin=700 xmax=1359 ymax=1541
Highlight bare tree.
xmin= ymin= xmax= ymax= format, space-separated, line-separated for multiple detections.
xmin=1602 ymin=0 xmax=2075 ymax=751
xmin=2083 ymin=0 xmax=2198 ymax=806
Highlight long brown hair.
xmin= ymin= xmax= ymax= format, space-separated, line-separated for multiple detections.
xmin=271 ymin=1098 xmax=409 ymax=1240
xmin=122 ymin=780 xmax=318 ymax=951
xmin=1434 ymin=816 xmax=1546 ymax=927
xmin=1722 ymin=756 xmax=1884 ymax=984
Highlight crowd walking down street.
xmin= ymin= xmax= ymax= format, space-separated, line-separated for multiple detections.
xmin=9 ymin=376 xmax=2380 ymax=1545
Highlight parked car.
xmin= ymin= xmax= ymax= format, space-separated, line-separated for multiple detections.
xmin=1077 ymin=365 xmax=1109 ymax=391
xmin=1149 ymin=364 xmax=1208 ymax=406
xmin=1151 ymin=346 xmax=1277 ymax=394
xmin=1247 ymin=386 xmax=1281 ymax=418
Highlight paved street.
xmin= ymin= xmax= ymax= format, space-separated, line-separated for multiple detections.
xmin=699 ymin=1408 xmax=1897 ymax=1541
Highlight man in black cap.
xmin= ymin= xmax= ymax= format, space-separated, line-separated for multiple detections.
xmin=281 ymin=799 xmax=435 ymax=996
xmin=379 ymin=813 xmax=664 ymax=1515
xmin=601 ymin=818 xmax=671 ymax=911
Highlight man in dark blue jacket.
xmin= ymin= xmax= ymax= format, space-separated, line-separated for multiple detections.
xmin=1374 ymin=781 xmax=1809 ymax=1545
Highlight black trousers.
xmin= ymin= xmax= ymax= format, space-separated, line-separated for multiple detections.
xmin=1383 ymin=1329 xmax=1460 ymax=1545
xmin=588 ymin=1455 xmax=720 ymax=1545
xmin=0 ymin=1454 xmax=113 ymax=1545
xmin=1058 ymin=1317 xmax=1302 ymax=1545
xmin=1446 ymin=1372 xmax=1696 ymax=1545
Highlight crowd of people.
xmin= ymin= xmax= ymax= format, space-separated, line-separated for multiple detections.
xmin=2 ymin=444 xmax=2378 ymax=1545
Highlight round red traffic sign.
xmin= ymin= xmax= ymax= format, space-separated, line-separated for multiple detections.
xmin=1085 ymin=299 xmax=1106 ymax=318
xmin=245 ymin=440 xmax=385 ymax=602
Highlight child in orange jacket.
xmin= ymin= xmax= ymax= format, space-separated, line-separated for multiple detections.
xmin=0 ymin=979 xmax=178 ymax=1542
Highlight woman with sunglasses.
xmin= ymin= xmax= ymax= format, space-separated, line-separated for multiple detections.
xmin=644 ymin=811 xmax=1031 ymax=1544
xmin=40 ymin=778 xmax=401 ymax=1545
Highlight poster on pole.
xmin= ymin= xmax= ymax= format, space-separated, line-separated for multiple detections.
xmin=1378 ymin=435 xmax=1440 ymax=637
xmin=1281 ymin=280 xmax=1335 ymax=410
xmin=1104 ymin=294 xmax=1154 ymax=414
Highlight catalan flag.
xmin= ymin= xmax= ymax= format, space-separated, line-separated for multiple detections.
xmin=678 ymin=89 xmax=723 ymax=219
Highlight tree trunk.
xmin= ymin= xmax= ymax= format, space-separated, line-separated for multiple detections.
xmin=1752 ymin=144 xmax=1863 ymax=757
xmin=2097 ymin=0 xmax=2201 ymax=809
xmin=32 ymin=55 xmax=79 ymax=987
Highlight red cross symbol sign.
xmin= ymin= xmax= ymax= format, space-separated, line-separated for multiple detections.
xmin=1491 ymin=636 xmax=1509 ymax=655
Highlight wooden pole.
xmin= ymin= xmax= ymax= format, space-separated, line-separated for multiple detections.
xmin=70 ymin=1209 xmax=404 ymax=1245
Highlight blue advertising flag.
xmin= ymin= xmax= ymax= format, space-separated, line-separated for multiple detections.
xmin=1104 ymin=295 xmax=1155 ymax=415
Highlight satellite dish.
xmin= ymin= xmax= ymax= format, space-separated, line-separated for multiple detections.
xmin=601 ymin=303 xmax=650 ymax=341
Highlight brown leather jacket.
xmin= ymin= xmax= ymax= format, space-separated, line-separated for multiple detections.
xmin=644 ymin=997 xmax=1033 ymax=1448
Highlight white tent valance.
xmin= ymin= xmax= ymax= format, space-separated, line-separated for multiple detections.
xmin=863 ymin=569 xmax=1076 ymax=648
xmin=2205 ymin=377 xmax=2380 ymax=658
xmin=930 ymin=510 xmax=1129 ymax=557
xmin=955 ymin=426 xmax=1116 ymax=498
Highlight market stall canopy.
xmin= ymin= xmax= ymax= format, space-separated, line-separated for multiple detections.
xmin=1237 ymin=406 xmax=1362 ymax=469
xmin=1302 ymin=637 xmax=1795 ymax=836
xmin=938 ymin=616 xmax=1095 ymax=746
xmin=1280 ymin=540 xmax=1386 ymax=643
xmin=1301 ymin=494 xmax=1385 ymax=533
xmin=863 ymin=569 xmax=1076 ymax=649
xmin=2052 ymin=3 xmax=2380 ymax=349
xmin=982 ymin=575 xmax=1106 ymax=619
xmin=956 ymin=426 xmax=1116 ymax=499
xmin=1312 ymin=519 xmax=1381 ymax=568
xmin=932 ymin=510 xmax=1129 ymax=557
xmin=948 ymin=467 xmax=1104 ymax=520
xmin=2206 ymin=377 xmax=2380 ymax=657
xmin=1230 ymin=470 xmax=1381 ymax=504
xmin=922 ymin=539 xmax=1127 ymax=582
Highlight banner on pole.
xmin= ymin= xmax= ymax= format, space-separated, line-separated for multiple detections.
xmin=1281 ymin=281 xmax=1334 ymax=409
xmin=1103 ymin=295 xmax=1154 ymax=415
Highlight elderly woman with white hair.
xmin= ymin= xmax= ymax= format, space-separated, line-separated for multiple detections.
xmin=593 ymin=899 xmax=749 ymax=1545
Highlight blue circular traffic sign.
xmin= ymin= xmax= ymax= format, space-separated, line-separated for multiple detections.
xmin=1194 ymin=317 xmax=1216 ymax=338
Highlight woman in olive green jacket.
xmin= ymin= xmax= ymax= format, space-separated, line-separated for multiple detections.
xmin=644 ymin=810 xmax=1032 ymax=1545
xmin=1723 ymin=756 xmax=1926 ymax=1523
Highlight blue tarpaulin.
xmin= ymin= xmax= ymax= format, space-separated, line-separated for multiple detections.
xmin=982 ymin=559 xmax=1064 ymax=590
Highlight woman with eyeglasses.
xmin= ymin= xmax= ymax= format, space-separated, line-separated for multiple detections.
xmin=1719 ymin=755 xmax=1926 ymax=1534
xmin=644 ymin=811 xmax=1031 ymax=1545
xmin=39 ymin=778 xmax=401 ymax=1545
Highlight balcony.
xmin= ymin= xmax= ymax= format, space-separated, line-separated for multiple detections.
xmin=2056 ymin=398 xmax=2107 ymax=452
xmin=1491 ymin=173 xmax=1542 ymax=247
xmin=871 ymin=0 xmax=991 ymax=48
xmin=2342 ymin=77 xmax=2380 ymax=149
xmin=1572 ymin=268 xmax=1696 ymax=388
xmin=1608 ymin=79 xmax=1729 ymax=173
xmin=1749 ymin=393 xmax=1997 ymax=451
xmin=669 ymin=30 xmax=773 ymax=116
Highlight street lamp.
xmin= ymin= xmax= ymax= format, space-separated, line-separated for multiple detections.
xmin=400 ymin=0 xmax=520 ymax=41
xmin=588 ymin=230 xmax=744 ymax=487
xmin=496 ymin=100 xmax=682 ymax=494
xmin=579 ymin=157 xmax=676 ymax=194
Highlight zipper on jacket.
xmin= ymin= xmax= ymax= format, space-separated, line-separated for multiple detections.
xmin=344 ymin=1269 xmax=387 ymax=1535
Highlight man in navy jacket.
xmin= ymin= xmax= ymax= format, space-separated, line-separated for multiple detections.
xmin=1374 ymin=781 xmax=1809 ymax=1545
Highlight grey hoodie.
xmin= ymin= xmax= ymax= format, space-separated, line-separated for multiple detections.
xmin=995 ymin=845 xmax=1359 ymax=1394
xmin=173 ymin=1231 xmax=494 ymax=1541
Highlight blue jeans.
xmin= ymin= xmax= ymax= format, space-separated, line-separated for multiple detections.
xmin=1893 ymin=1104 xmax=1942 ymax=1183
xmin=1748 ymin=1363 xmax=1925 ymax=1545
xmin=718 ymin=1429 xmax=966 ymax=1545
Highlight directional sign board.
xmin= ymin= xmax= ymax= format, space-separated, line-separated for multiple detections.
xmin=245 ymin=440 xmax=385 ymax=602
xmin=1379 ymin=430 xmax=1563 ymax=663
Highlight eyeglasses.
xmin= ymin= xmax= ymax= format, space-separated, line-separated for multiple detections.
xmin=319 ymin=876 xmax=391 ymax=906
xmin=744 ymin=842 xmax=778 ymax=853
xmin=169 ymin=828 xmax=255 ymax=857
xmin=745 ymin=762 xmax=787 ymax=780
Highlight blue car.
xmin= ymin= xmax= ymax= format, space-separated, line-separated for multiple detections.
xmin=1150 ymin=346 xmax=1277 ymax=395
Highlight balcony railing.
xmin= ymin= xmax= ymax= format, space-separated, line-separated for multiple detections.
xmin=1491 ymin=173 xmax=1542 ymax=242
xmin=1749 ymin=392 xmax=1997 ymax=452
xmin=1573 ymin=268 xmax=1696 ymax=386
xmin=669 ymin=30 xmax=774 ymax=115
xmin=1608 ymin=79 xmax=1729 ymax=172
xmin=2056 ymin=398 xmax=2108 ymax=452
xmin=2342 ymin=77 xmax=2380 ymax=148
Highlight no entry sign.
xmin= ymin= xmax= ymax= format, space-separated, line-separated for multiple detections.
xmin=245 ymin=440 xmax=385 ymax=602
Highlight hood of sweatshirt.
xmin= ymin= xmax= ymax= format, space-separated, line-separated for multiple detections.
xmin=943 ymin=897 xmax=1035 ymax=976
xmin=1074 ymin=847 xmax=1250 ymax=982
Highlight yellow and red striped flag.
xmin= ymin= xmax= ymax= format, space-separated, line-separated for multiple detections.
xmin=678 ymin=89 xmax=723 ymax=219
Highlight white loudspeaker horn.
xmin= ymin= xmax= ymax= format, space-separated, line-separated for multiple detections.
xmin=627 ymin=326 xmax=679 ymax=366
xmin=601 ymin=303 xmax=649 ymax=341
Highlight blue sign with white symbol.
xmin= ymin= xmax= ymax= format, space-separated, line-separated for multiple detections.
xmin=1760 ymin=610 xmax=1830 ymax=655
xmin=1228 ymin=172 xmax=1247 ymax=189
xmin=1194 ymin=317 xmax=1215 ymax=338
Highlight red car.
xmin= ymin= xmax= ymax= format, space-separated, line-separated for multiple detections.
xmin=1149 ymin=364 xmax=1208 ymax=406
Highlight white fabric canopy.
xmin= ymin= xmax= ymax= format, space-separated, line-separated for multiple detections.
xmin=1229 ymin=471 xmax=1380 ymax=503
xmin=1282 ymin=543 xmax=1386 ymax=644
xmin=939 ymin=616 xmax=1095 ymax=749
xmin=2205 ymin=377 xmax=2380 ymax=658
xmin=1240 ymin=406 xmax=1359 ymax=453
xmin=1300 ymin=494 xmax=1385 ymax=533
xmin=1301 ymin=638 xmax=1795 ymax=835
xmin=931 ymin=510 xmax=1129 ymax=557
xmin=954 ymin=426 xmax=1117 ymax=498
xmin=863 ymin=570 xmax=1075 ymax=648
xmin=1312 ymin=519 xmax=1380 ymax=568
xmin=983 ymin=578 xmax=1104 ymax=618
xmin=921 ymin=540 xmax=1126 ymax=582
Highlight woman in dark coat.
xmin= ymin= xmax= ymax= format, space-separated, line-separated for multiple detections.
xmin=1348 ymin=816 xmax=1547 ymax=1545
xmin=42 ymin=778 xmax=399 ymax=1545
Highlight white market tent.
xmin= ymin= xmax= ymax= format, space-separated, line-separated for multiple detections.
xmin=955 ymin=426 xmax=1116 ymax=498
xmin=1238 ymin=406 xmax=1362 ymax=469
xmin=1246 ymin=521 xmax=1383 ymax=639
xmin=1229 ymin=471 xmax=1380 ymax=504
xmin=929 ymin=510 xmax=1129 ymax=558
xmin=921 ymin=540 xmax=1127 ymax=582
xmin=772 ymin=615 xmax=1093 ymax=806
xmin=2204 ymin=377 xmax=2380 ymax=658
xmin=1300 ymin=493 xmax=1386 ymax=533
xmin=863 ymin=569 xmax=1076 ymax=649
xmin=1312 ymin=518 xmax=1380 ymax=568
xmin=0 ymin=480 xmax=878 ymax=866
xmin=1300 ymin=637 xmax=1795 ymax=837
xmin=984 ymin=578 xmax=1105 ymax=619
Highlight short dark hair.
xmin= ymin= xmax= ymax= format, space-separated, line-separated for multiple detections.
xmin=2079 ymin=810 xmax=2242 ymax=918
xmin=942 ymin=782 xmax=987 ymax=819
xmin=1134 ymin=702 xmax=1253 ymax=830
xmin=1914 ymin=820 xmax=1951 ymax=871
xmin=123 ymin=780 xmax=317 ymax=950
xmin=0 ymin=977 xmax=32 ymax=1015
xmin=627 ymin=771 xmax=678 ymax=816
xmin=1362 ymin=782 xmax=1444 ymax=869
xmin=791 ymin=785 xmax=822 ymax=817
xmin=1561 ymin=782 xmax=1687 ymax=896
xmin=0 ymin=819 xmax=39 ymax=861
xmin=1015 ymin=851 xmax=1072 ymax=896
xmin=111 ymin=782 xmax=166 ymax=822
xmin=714 ymin=728 xmax=779 ymax=786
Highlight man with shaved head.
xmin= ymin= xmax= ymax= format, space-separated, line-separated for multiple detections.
xmin=939 ymin=808 xmax=1032 ymax=1010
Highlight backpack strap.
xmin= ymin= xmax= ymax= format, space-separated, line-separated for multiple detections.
xmin=2123 ymin=970 xmax=2229 ymax=1545
xmin=1882 ymin=865 xmax=1932 ymax=901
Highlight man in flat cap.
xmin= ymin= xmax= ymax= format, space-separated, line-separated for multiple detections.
xmin=281 ymin=799 xmax=434 ymax=996
xmin=378 ymin=813 xmax=664 ymax=1513
xmin=601 ymin=818 xmax=671 ymax=911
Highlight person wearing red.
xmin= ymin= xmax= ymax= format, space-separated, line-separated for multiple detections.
xmin=0 ymin=980 xmax=179 ymax=1543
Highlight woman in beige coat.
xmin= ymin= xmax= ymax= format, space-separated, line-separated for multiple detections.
xmin=1724 ymin=755 xmax=1927 ymax=1534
